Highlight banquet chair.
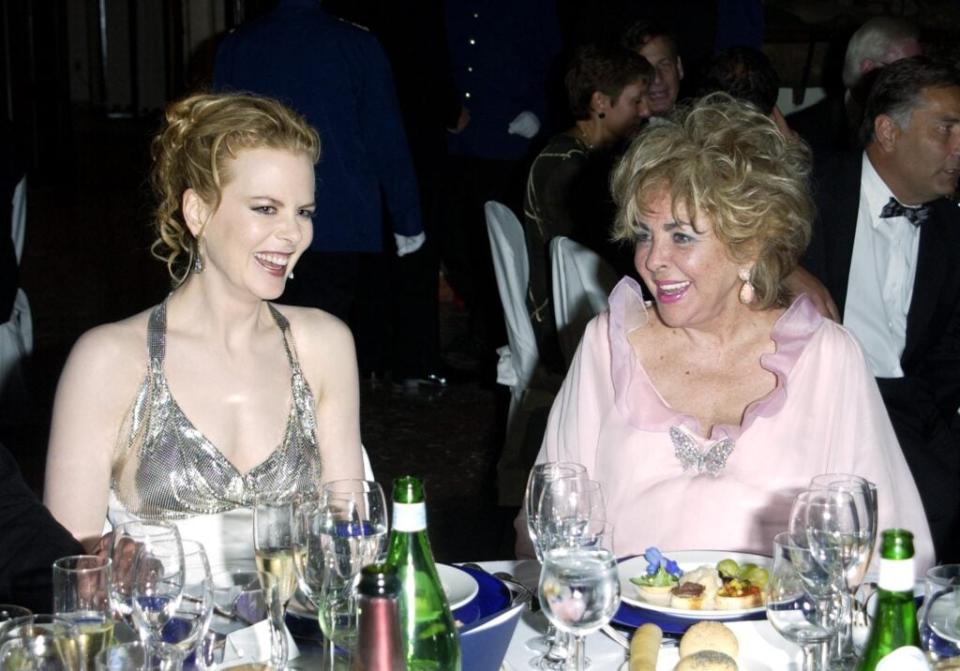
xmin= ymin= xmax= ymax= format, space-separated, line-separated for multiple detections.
xmin=484 ymin=201 xmax=560 ymax=505
xmin=550 ymin=236 xmax=619 ymax=365
xmin=0 ymin=175 xmax=32 ymax=419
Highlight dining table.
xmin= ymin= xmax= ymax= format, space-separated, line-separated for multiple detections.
xmin=481 ymin=559 xmax=804 ymax=670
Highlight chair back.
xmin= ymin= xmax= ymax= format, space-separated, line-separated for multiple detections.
xmin=484 ymin=201 xmax=538 ymax=389
xmin=550 ymin=236 xmax=618 ymax=364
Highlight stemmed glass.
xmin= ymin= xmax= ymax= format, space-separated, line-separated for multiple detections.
xmin=798 ymin=475 xmax=878 ymax=667
xmin=130 ymin=534 xmax=185 ymax=650
xmin=162 ymin=540 xmax=213 ymax=666
xmin=315 ymin=480 xmax=388 ymax=666
xmin=52 ymin=555 xmax=114 ymax=670
xmin=766 ymin=532 xmax=841 ymax=671
xmin=110 ymin=522 xmax=183 ymax=628
xmin=0 ymin=615 xmax=82 ymax=671
xmin=523 ymin=462 xmax=587 ymax=666
xmin=538 ymin=546 xmax=620 ymax=671
xmin=254 ymin=498 xmax=299 ymax=608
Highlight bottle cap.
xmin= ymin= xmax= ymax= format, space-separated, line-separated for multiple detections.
xmin=357 ymin=563 xmax=401 ymax=599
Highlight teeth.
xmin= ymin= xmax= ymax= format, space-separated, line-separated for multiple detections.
xmin=254 ymin=252 xmax=289 ymax=267
xmin=659 ymin=281 xmax=689 ymax=293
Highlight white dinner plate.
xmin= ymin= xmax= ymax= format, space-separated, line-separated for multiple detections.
xmin=288 ymin=563 xmax=479 ymax=618
xmin=619 ymin=550 xmax=770 ymax=619
xmin=437 ymin=563 xmax=480 ymax=610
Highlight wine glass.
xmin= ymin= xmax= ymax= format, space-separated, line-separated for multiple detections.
xmin=0 ymin=607 xmax=31 ymax=625
xmin=767 ymin=532 xmax=841 ymax=671
xmin=536 ymin=478 xmax=606 ymax=554
xmin=801 ymin=476 xmax=877 ymax=668
xmin=254 ymin=498 xmax=299 ymax=608
xmin=539 ymin=547 xmax=620 ymax=671
xmin=921 ymin=568 xmax=960 ymax=662
xmin=110 ymin=522 xmax=183 ymax=626
xmin=523 ymin=462 xmax=588 ymax=666
xmin=131 ymin=536 xmax=185 ymax=650
xmin=314 ymin=480 xmax=388 ymax=666
xmin=292 ymin=492 xmax=323 ymax=609
xmin=161 ymin=540 xmax=213 ymax=666
xmin=52 ymin=555 xmax=114 ymax=670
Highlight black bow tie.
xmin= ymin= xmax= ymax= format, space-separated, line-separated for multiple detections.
xmin=880 ymin=197 xmax=932 ymax=227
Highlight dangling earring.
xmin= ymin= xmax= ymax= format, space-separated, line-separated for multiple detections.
xmin=193 ymin=246 xmax=204 ymax=274
xmin=288 ymin=271 xmax=295 ymax=280
xmin=738 ymin=267 xmax=755 ymax=305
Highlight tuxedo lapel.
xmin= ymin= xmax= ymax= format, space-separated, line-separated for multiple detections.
xmin=818 ymin=155 xmax=862 ymax=317
xmin=903 ymin=203 xmax=950 ymax=367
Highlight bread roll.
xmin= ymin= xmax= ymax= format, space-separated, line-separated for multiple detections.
xmin=678 ymin=621 xmax=739 ymax=659
xmin=629 ymin=623 xmax=662 ymax=671
xmin=673 ymin=650 xmax=738 ymax=670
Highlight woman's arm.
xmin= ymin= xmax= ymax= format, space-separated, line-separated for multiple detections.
xmin=44 ymin=325 xmax=141 ymax=549
xmin=296 ymin=310 xmax=364 ymax=484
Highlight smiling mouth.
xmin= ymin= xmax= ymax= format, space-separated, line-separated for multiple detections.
xmin=254 ymin=252 xmax=291 ymax=276
xmin=655 ymin=280 xmax=690 ymax=303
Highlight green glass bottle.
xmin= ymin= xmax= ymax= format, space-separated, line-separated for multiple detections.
xmin=856 ymin=529 xmax=919 ymax=671
xmin=383 ymin=476 xmax=461 ymax=671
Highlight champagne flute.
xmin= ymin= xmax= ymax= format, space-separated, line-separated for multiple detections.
xmin=292 ymin=493 xmax=323 ymax=609
xmin=52 ymin=555 xmax=114 ymax=670
xmin=161 ymin=540 xmax=213 ymax=666
xmin=0 ymin=615 xmax=82 ymax=671
xmin=131 ymin=538 xmax=185 ymax=650
xmin=253 ymin=498 xmax=299 ymax=608
xmin=110 ymin=522 xmax=183 ymax=626
xmin=539 ymin=547 xmax=620 ymax=671
xmin=766 ymin=532 xmax=840 ymax=671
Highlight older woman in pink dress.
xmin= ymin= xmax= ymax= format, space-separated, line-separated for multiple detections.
xmin=519 ymin=93 xmax=935 ymax=569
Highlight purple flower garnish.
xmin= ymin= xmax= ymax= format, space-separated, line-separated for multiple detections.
xmin=643 ymin=546 xmax=683 ymax=578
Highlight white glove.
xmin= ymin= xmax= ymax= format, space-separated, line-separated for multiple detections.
xmin=507 ymin=111 xmax=540 ymax=139
xmin=394 ymin=232 xmax=426 ymax=257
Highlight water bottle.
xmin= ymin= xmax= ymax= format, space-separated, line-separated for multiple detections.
xmin=856 ymin=529 xmax=919 ymax=670
xmin=383 ymin=476 xmax=461 ymax=670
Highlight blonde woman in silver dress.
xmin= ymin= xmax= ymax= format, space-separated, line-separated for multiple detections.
xmin=43 ymin=93 xmax=364 ymax=565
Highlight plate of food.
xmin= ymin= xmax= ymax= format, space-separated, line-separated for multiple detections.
xmin=617 ymin=548 xmax=770 ymax=625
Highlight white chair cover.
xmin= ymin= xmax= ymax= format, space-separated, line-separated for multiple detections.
xmin=484 ymin=201 xmax=560 ymax=505
xmin=0 ymin=176 xmax=31 ymax=420
xmin=550 ymin=236 xmax=619 ymax=365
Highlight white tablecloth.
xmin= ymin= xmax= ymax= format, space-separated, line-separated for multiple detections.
xmin=478 ymin=560 xmax=803 ymax=671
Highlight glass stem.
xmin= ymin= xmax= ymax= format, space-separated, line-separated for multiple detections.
xmin=571 ymin=635 xmax=586 ymax=671
xmin=801 ymin=643 xmax=825 ymax=671
xmin=543 ymin=628 xmax=570 ymax=661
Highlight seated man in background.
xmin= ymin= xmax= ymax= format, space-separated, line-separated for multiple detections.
xmin=803 ymin=56 xmax=960 ymax=561
xmin=0 ymin=442 xmax=84 ymax=611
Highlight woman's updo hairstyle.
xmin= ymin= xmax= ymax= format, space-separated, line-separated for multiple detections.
xmin=150 ymin=92 xmax=321 ymax=285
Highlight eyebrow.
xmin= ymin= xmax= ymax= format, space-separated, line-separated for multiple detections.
xmin=251 ymin=195 xmax=316 ymax=209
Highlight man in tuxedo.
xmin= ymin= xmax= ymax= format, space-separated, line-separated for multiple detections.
xmin=804 ymin=56 xmax=960 ymax=561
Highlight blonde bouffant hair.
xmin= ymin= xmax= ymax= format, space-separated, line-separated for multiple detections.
xmin=611 ymin=92 xmax=813 ymax=310
xmin=150 ymin=92 xmax=321 ymax=286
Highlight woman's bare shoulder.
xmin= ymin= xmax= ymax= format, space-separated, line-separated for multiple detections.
xmin=270 ymin=304 xmax=355 ymax=358
xmin=66 ymin=307 xmax=153 ymax=380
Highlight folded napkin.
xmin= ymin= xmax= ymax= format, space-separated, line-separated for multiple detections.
xmin=222 ymin=620 xmax=299 ymax=666
xmin=875 ymin=646 xmax=931 ymax=670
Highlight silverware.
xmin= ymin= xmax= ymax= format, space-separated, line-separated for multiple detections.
xmin=461 ymin=564 xmax=537 ymax=610
xmin=601 ymin=624 xmax=630 ymax=650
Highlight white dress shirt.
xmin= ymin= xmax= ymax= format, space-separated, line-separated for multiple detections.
xmin=843 ymin=153 xmax=922 ymax=378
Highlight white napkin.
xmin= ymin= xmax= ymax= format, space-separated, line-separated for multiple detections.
xmin=507 ymin=111 xmax=540 ymax=138
xmin=222 ymin=620 xmax=300 ymax=665
xmin=876 ymin=646 xmax=931 ymax=670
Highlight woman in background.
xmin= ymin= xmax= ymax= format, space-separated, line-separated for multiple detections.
xmin=44 ymin=93 xmax=364 ymax=567
xmin=524 ymin=44 xmax=653 ymax=372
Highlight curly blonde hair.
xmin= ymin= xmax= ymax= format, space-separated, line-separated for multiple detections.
xmin=611 ymin=92 xmax=813 ymax=309
xmin=150 ymin=92 xmax=321 ymax=286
